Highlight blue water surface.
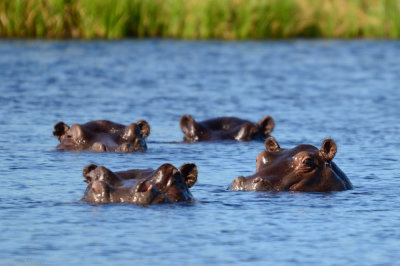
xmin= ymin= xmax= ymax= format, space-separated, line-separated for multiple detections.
xmin=0 ymin=39 xmax=399 ymax=265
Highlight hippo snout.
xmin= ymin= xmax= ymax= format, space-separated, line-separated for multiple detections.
xmin=229 ymin=176 xmax=246 ymax=191
xmin=235 ymin=176 xmax=245 ymax=184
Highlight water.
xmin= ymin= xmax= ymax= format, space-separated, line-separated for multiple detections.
xmin=0 ymin=39 xmax=399 ymax=265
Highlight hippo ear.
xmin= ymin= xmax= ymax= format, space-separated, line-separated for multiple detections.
xmin=82 ymin=164 xmax=98 ymax=183
xmin=265 ymin=137 xmax=280 ymax=152
xmin=180 ymin=114 xmax=196 ymax=136
xmin=53 ymin=122 xmax=70 ymax=140
xmin=320 ymin=138 xmax=337 ymax=162
xmin=137 ymin=120 xmax=150 ymax=138
xmin=179 ymin=163 xmax=198 ymax=188
xmin=258 ymin=115 xmax=275 ymax=135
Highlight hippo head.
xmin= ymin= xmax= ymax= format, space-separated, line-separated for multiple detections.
xmin=82 ymin=178 xmax=164 ymax=204
xmin=179 ymin=115 xmax=274 ymax=142
xmin=132 ymin=163 xmax=197 ymax=204
xmin=53 ymin=120 xmax=150 ymax=152
xmin=235 ymin=115 xmax=275 ymax=141
xmin=179 ymin=115 xmax=210 ymax=142
xmin=82 ymin=163 xmax=197 ymax=204
xmin=229 ymin=137 xmax=352 ymax=192
xmin=53 ymin=122 xmax=84 ymax=149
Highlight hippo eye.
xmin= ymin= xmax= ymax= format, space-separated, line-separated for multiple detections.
xmin=67 ymin=135 xmax=72 ymax=138
xmin=302 ymin=157 xmax=314 ymax=167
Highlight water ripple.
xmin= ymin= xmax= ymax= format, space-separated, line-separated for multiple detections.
xmin=0 ymin=39 xmax=399 ymax=265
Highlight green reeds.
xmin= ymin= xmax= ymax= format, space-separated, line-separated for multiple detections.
xmin=1 ymin=0 xmax=399 ymax=39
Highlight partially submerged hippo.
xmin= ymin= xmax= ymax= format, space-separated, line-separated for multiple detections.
xmin=53 ymin=120 xmax=150 ymax=152
xmin=180 ymin=114 xmax=275 ymax=142
xmin=82 ymin=163 xmax=197 ymax=204
xmin=229 ymin=137 xmax=352 ymax=192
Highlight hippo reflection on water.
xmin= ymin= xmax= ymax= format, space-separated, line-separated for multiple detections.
xmin=180 ymin=114 xmax=275 ymax=142
xmin=229 ymin=137 xmax=352 ymax=192
xmin=82 ymin=163 xmax=197 ymax=204
xmin=53 ymin=120 xmax=150 ymax=152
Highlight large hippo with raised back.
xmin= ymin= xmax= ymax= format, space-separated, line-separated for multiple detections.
xmin=82 ymin=163 xmax=197 ymax=204
xmin=180 ymin=114 xmax=275 ymax=142
xmin=229 ymin=137 xmax=352 ymax=192
xmin=53 ymin=120 xmax=150 ymax=152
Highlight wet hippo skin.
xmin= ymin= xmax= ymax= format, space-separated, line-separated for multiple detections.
xmin=180 ymin=114 xmax=275 ymax=142
xmin=53 ymin=120 xmax=150 ymax=152
xmin=229 ymin=137 xmax=352 ymax=192
xmin=82 ymin=163 xmax=197 ymax=204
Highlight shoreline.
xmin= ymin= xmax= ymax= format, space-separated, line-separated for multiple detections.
xmin=1 ymin=0 xmax=399 ymax=39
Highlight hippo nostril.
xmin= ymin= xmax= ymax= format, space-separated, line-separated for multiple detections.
xmin=139 ymin=184 xmax=152 ymax=193
xmin=91 ymin=181 xmax=105 ymax=194
xmin=253 ymin=177 xmax=262 ymax=183
xmin=235 ymin=176 xmax=245 ymax=183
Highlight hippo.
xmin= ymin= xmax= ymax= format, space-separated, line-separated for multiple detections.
xmin=81 ymin=163 xmax=197 ymax=204
xmin=229 ymin=137 xmax=352 ymax=192
xmin=53 ymin=120 xmax=150 ymax=152
xmin=180 ymin=114 xmax=275 ymax=142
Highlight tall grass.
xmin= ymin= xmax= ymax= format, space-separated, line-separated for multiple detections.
xmin=1 ymin=0 xmax=399 ymax=39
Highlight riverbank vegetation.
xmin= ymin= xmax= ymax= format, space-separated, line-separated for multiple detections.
xmin=1 ymin=0 xmax=399 ymax=39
